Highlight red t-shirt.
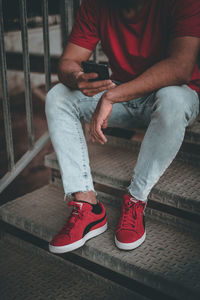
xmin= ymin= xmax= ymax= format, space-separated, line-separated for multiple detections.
xmin=69 ymin=0 xmax=200 ymax=94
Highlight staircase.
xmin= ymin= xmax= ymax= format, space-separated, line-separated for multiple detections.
xmin=0 ymin=118 xmax=200 ymax=300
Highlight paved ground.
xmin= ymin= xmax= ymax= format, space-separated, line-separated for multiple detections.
xmin=0 ymin=235 xmax=144 ymax=300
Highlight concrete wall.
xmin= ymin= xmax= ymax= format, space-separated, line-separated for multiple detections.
xmin=1 ymin=24 xmax=62 ymax=97
xmin=1 ymin=20 xmax=107 ymax=98
xmin=5 ymin=24 xmax=62 ymax=55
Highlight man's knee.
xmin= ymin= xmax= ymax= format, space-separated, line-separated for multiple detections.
xmin=45 ymin=83 xmax=79 ymax=118
xmin=46 ymin=83 xmax=66 ymax=116
xmin=153 ymin=85 xmax=199 ymax=126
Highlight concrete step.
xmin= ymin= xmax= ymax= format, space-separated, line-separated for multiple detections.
xmin=103 ymin=114 xmax=200 ymax=147
xmin=104 ymin=114 xmax=200 ymax=146
xmin=45 ymin=142 xmax=200 ymax=219
xmin=184 ymin=117 xmax=200 ymax=145
xmin=93 ymin=190 xmax=200 ymax=234
xmin=0 ymin=184 xmax=199 ymax=300
xmin=102 ymin=132 xmax=200 ymax=167
xmin=0 ymin=233 xmax=142 ymax=300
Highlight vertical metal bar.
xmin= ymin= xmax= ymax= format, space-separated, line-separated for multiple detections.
xmin=0 ymin=0 xmax=15 ymax=170
xmin=42 ymin=0 xmax=51 ymax=92
xmin=60 ymin=0 xmax=68 ymax=49
xmin=68 ymin=0 xmax=74 ymax=36
xmin=93 ymin=43 xmax=100 ymax=63
xmin=19 ymin=0 xmax=34 ymax=148
xmin=0 ymin=132 xmax=49 ymax=194
xmin=73 ymin=0 xmax=80 ymax=20
xmin=93 ymin=48 xmax=97 ymax=63
xmin=60 ymin=0 xmax=74 ymax=49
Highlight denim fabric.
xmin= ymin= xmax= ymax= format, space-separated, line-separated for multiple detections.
xmin=45 ymin=83 xmax=199 ymax=202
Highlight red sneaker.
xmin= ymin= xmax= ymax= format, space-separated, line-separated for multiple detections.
xmin=115 ymin=193 xmax=146 ymax=250
xmin=49 ymin=200 xmax=107 ymax=253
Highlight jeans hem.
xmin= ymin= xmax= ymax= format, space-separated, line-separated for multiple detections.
xmin=126 ymin=186 xmax=148 ymax=202
xmin=64 ymin=188 xmax=98 ymax=201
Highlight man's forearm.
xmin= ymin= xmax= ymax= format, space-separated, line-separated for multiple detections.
xmin=104 ymin=57 xmax=193 ymax=104
xmin=58 ymin=58 xmax=83 ymax=89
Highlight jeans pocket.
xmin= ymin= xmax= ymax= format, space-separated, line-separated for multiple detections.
xmin=126 ymin=97 xmax=146 ymax=109
xmin=127 ymin=93 xmax=155 ymax=109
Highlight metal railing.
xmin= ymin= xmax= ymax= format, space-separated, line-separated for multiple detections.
xmin=0 ymin=0 xmax=89 ymax=194
xmin=1 ymin=0 xmax=198 ymax=196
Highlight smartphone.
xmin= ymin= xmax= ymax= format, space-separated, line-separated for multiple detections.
xmin=81 ymin=61 xmax=110 ymax=82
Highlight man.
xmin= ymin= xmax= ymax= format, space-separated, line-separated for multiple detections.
xmin=45 ymin=0 xmax=200 ymax=253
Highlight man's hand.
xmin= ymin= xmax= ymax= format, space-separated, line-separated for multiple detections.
xmin=89 ymin=95 xmax=114 ymax=144
xmin=58 ymin=42 xmax=116 ymax=94
xmin=76 ymin=71 xmax=116 ymax=97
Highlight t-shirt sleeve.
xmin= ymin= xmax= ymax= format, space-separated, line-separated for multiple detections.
xmin=169 ymin=0 xmax=200 ymax=39
xmin=68 ymin=0 xmax=100 ymax=51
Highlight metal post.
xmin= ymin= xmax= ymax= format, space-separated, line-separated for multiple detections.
xmin=60 ymin=0 xmax=74 ymax=49
xmin=93 ymin=43 xmax=100 ymax=63
xmin=93 ymin=48 xmax=97 ymax=63
xmin=19 ymin=0 xmax=34 ymax=149
xmin=0 ymin=0 xmax=15 ymax=170
xmin=42 ymin=0 xmax=51 ymax=92
xmin=73 ymin=0 xmax=81 ymax=19
xmin=0 ymin=132 xmax=49 ymax=193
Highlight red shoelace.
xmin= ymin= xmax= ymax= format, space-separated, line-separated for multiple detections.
xmin=58 ymin=201 xmax=84 ymax=235
xmin=117 ymin=200 xmax=144 ymax=233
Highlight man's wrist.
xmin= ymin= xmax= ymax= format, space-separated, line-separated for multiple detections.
xmin=102 ymin=90 xmax=116 ymax=104
xmin=102 ymin=87 xmax=126 ymax=105
xmin=102 ymin=81 xmax=140 ymax=104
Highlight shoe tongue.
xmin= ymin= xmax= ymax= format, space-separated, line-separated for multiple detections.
xmin=72 ymin=201 xmax=83 ymax=210
xmin=124 ymin=194 xmax=138 ymax=204
xmin=68 ymin=200 xmax=92 ymax=211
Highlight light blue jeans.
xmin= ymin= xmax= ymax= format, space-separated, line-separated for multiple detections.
xmin=45 ymin=83 xmax=199 ymax=202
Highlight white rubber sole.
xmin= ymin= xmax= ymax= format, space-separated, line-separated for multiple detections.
xmin=115 ymin=231 xmax=146 ymax=250
xmin=49 ymin=222 xmax=108 ymax=254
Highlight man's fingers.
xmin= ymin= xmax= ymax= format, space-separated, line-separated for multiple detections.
xmin=96 ymin=124 xmax=107 ymax=143
xmin=102 ymin=118 xmax=108 ymax=128
xmin=86 ymin=79 xmax=114 ymax=89
xmin=92 ymin=121 xmax=107 ymax=144
xmin=92 ymin=131 xmax=105 ymax=144
xmin=81 ymin=72 xmax=99 ymax=81
xmin=90 ymin=118 xmax=99 ymax=143
xmin=90 ymin=117 xmax=106 ymax=144
xmin=82 ymin=82 xmax=116 ymax=97
xmin=91 ymin=121 xmax=102 ymax=143
xmin=78 ymin=78 xmax=114 ymax=90
xmin=77 ymin=71 xmax=116 ymax=96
